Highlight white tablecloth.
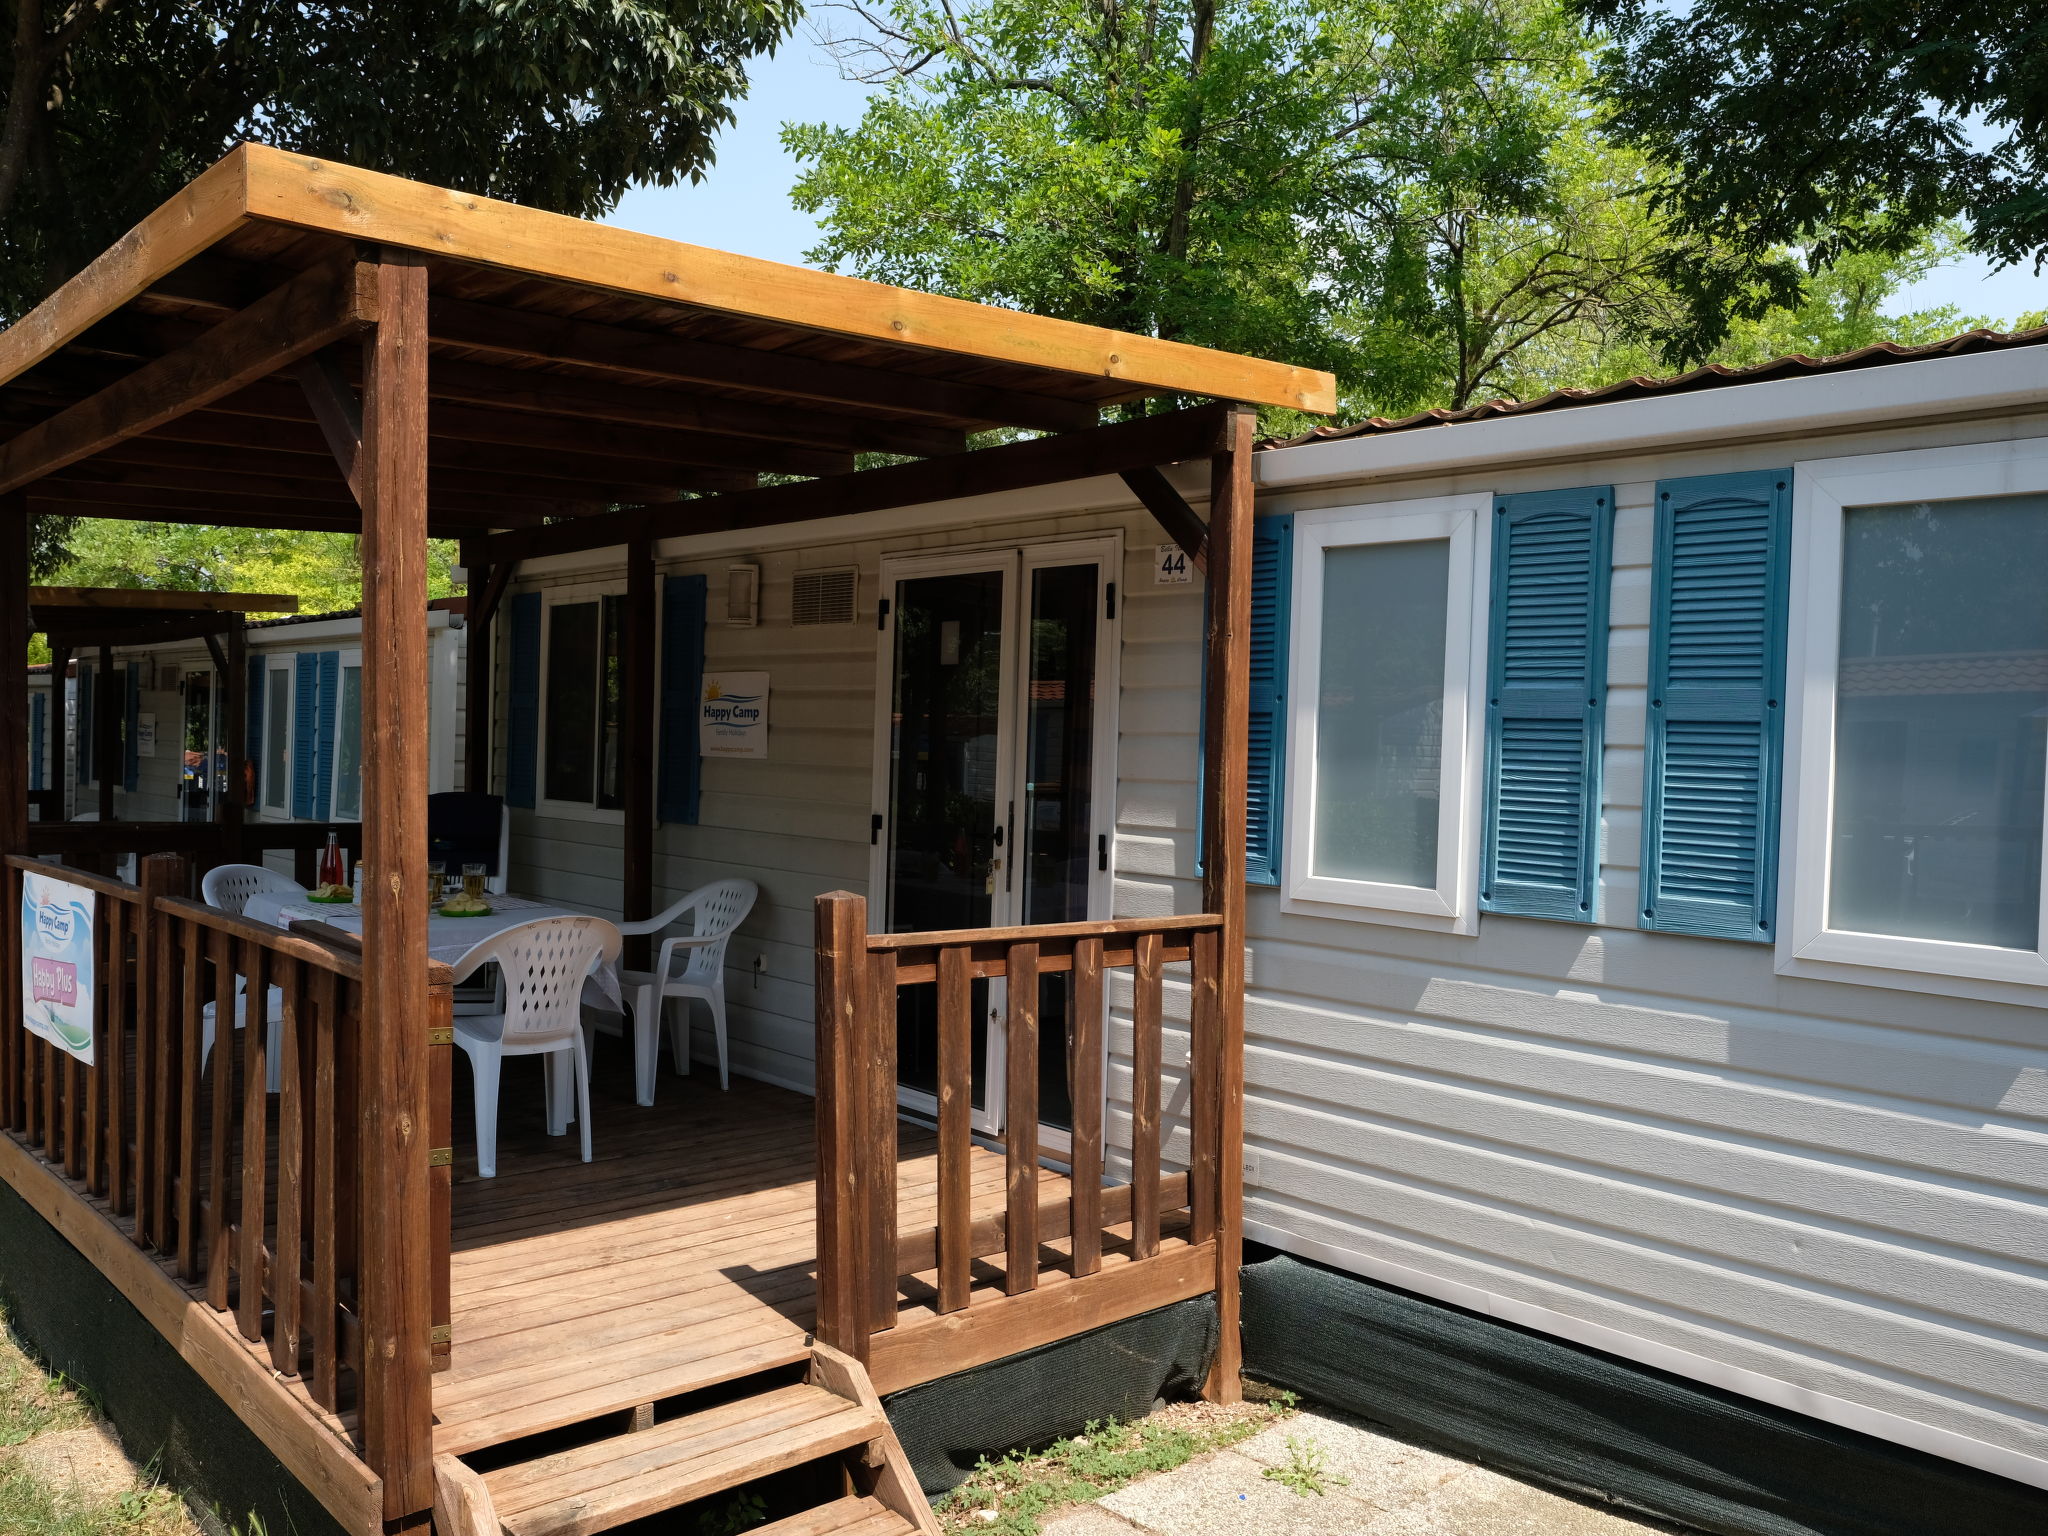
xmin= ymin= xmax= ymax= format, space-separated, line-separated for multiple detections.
xmin=242 ymin=892 xmax=624 ymax=1009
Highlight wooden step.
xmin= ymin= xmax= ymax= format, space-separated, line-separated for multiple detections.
xmin=483 ymin=1382 xmax=889 ymax=1536
xmin=754 ymin=1495 xmax=919 ymax=1536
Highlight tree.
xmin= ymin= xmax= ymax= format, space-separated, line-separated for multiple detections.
xmin=0 ymin=0 xmax=798 ymax=317
xmin=1571 ymin=0 xmax=2048 ymax=356
xmin=785 ymin=0 xmax=1736 ymax=422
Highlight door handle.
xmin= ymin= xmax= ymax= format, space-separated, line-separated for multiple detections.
xmin=1098 ymin=833 xmax=1108 ymax=872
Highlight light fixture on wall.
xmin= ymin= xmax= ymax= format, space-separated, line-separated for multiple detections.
xmin=726 ymin=563 xmax=761 ymax=627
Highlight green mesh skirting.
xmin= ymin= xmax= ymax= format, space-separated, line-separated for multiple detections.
xmin=0 ymin=1180 xmax=348 ymax=1536
xmin=885 ymin=1296 xmax=1218 ymax=1496
xmin=1241 ymin=1251 xmax=2048 ymax=1536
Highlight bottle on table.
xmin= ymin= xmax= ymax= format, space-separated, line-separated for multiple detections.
xmin=318 ymin=831 xmax=346 ymax=891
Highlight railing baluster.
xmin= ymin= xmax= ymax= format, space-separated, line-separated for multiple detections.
xmin=936 ymin=944 xmax=974 ymax=1314
xmin=1069 ymin=937 xmax=1104 ymax=1277
xmin=1188 ymin=926 xmax=1221 ymax=1246
xmin=310 ymin=966 xmax=341 ymax=1410
xmin=1004 ymin=941 xmax=1040 ymax=1296
xmin=204 ymin=926 xmax=235 ymax=1309
xmin=1131 ymin=931 xmax=1163 ymax=1262
xmin=236 ymin=940 xmax=270 ymax=1342
xmin=865 ymin=948 xmax=899 ymax=1335
xmin=427 ymin=970 xmax=454 ymax=1374
xmin=176 ymin=916 xmax=204 ymax=1280
xmin=273 ymin=955 xmax=304 ymax=1376
xmin=84 ymin=893 xmax=106 ymax=1193
xmin=63 ymin=1035 xmax=82 ymax=1180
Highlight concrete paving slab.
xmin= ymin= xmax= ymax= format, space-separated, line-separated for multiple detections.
xmin=1234 ymin=1408 xmax=1467 ymax=1515
xmin=1363 ymin=1464 xmax=1657 ymax=1536
xmin=1039 ymin=1501 xmax=1146 ymax=1536
xmin=1099 ymin=1447 xmax=1384 ymax=1536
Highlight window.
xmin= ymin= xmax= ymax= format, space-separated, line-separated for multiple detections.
xmin=262 ymin=663 xmax=291 ymax=812
xmin=541 ymin=592 xmax=625 ymax=812
xmin=332 ymin=659 xmax=363 ymax=821
xmin=1283 ymin=495 xmax=1489 ymax=931
xmin=1783 ymin=440 xmax=2048 ymax=991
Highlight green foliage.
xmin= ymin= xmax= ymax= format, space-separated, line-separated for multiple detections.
xmin=1260 ymin=1436 xmax=1348 ymax=1497
xmin=694 ymin=1488 xmax=767 ymax=1536
xmin=934 ymin=1400 xmax=1290 ymax=1536
xmin=0 ymin=0 xmax=799 ymax=319
xmin=1573 ymin=0 xmax=2048 ymax=356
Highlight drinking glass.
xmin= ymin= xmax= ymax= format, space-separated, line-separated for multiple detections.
xmin=462 ymin=863 xmax=487 ymax=901
xmin=426 ymin=861 xmax=445 ymax=909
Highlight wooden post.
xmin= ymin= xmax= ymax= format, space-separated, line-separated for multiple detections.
xmin=355 ymin=248 xmax=435 ymax=1527
xmin=460 ymin=541 xmax=491 ymax=796
xmin=221 ymin=619 xmax=247 ymax=862
xmin=1 ymin=494 xmax=28 ymax=1128
xmin=1199 ymin=404 xmax=1256 ymax=1404
xmin=620 ymin=536 xmax=655 ymax=971
xmin=814 ymin=891 xmax=870 ymax=1361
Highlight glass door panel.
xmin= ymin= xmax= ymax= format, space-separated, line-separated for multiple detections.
xmin=885 ymin=567 xmax=1009 ymax=1114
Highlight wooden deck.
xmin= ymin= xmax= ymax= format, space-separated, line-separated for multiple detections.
xmin=434 ymin=1045 xmax=1065 ymax=1458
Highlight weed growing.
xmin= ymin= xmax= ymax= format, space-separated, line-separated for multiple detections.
xmin=1260 ymin=1436 xmax=1349 ymax=1498
xmin=935 ymin=1392 xmax=1295 ymax=1536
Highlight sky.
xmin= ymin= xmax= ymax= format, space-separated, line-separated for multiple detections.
xmin=604 ymin=38 xmax=2048 ymax=326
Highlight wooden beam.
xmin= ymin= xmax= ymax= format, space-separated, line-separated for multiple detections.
xmin=422 ymin=357 xmax=965 ymax=460
xmin=0 ymin=261 xmax=377 ymax=494
xmin=29 ymin=585 xmax=298 ymax=614
xmin=291 ymin=348 xmax=363 ymax=500
xmin=29 ymin=482 xmax=560 ymax=529
xmin=354 ymin=248 xmax=436 ymax=1522
xmin=620 ymin=537 xmax=656 ymax=970
xmin=46 ymin=456 xmax=595 ymax=518
xmin=26 ymin=497 xmax=538 ymax=539
xmin=1199 ymin=404 xmax=1256 ymax=1404
xmin=491 ymin=402 xmax=1236 ymax=562
xmin=1119 ymin=466 xmax=1209 ymax=572
xmin=426 ymin=293 xmax=1100 ymax=433
xmin=42 ymin=616 xmax=245 ymax=649
xmin=237 ymin=147 xmax=1338 ymax=412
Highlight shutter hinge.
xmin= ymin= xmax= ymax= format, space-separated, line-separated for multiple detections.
xmin=427 ymin=1026 xmax=454 ymax=1046
xmin=430 ymin=1324 xmax=452 ymax=1345
xmin=876 ymin=597 xmax=891 ymax=631
xmin=1105 ymin=582 xmax=1117 ymax=620
xmin=428 ymin=1147 xmax=453 ymax=1168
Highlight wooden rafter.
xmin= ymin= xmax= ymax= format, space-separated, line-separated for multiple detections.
xmin=0 ymin=260 xmax=377 ymax=494
xmin=490 ymin=401 xmax=1239 ymax=562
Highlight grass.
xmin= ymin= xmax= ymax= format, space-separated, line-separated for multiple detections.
xmin=934 ymin=1390 xmax=1296 ymax=1536
xmin=0 ymin=1306 xmax=199 ymax=1536
xmin=1260 ymin=1436 xmax=1349 ymax=1498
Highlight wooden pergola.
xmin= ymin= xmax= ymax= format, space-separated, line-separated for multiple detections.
xmin=0 ymin=144 xmax=1334 ymax=1534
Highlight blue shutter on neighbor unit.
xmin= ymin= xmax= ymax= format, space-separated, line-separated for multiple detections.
xmin=29 ymin=692 xmax=44 ymax=792
xmin=123 ymin=664 xmax=140 ymax=792
xmin=504 ymin=592 xmax=542 ymax=809
xmin=76 ymin=665 xmax=92 ymax=784
xmin=312 ymin=651 xmax=340 ymax=821
xmin=291 ymin=652 xmax=319 ymax=819
xmin=1641 ymin=469 xmax=1792 ymax=942
xmin=1244 ymin=515 xmax=1293 ymax=886
xmin=1196 ymin=514 xmax=1292 ymax=885
xmin=659 ymin=574 xmax=708 ymax=825
xmin=1481 ymin=487 xmax=1612 ymax=921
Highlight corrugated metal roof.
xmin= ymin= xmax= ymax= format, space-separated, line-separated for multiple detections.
xmin=1261 ymin=324 xmax=2048 ymax=448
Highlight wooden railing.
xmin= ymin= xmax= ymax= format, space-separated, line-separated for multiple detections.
xmin=814 ymin=893 xmax=1226 ymax=1384
xmin=1 ymin=852 xmax=449 ymax=1481
xmin=21 ymin=818 xmax=365 ymax=887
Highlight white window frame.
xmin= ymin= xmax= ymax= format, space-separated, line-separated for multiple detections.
xmin=329 ymin=648 xmax=365 ymax=823
xmin=1282 ymin=493 xmax=1490 ymax=934
xmin=536 ymin=580 xmax=628 ymax=823
xmin=261 ymin=659 xmax=293 ymax=816
xmin=1780 ymin=437 xmax=2048 ymax=997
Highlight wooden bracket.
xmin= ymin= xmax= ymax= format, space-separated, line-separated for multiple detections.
xmin=291 ymin=348 xmax=364 ymax=503
xmin=1119 ymin=466 xmax=1209 ymax=572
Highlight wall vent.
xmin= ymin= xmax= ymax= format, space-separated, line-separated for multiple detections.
xmin=791 ymin=567 xmax=858 ymax=626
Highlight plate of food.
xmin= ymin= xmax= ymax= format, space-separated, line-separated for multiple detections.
xmin=437 ymin=893 xmax=495 ymax=918
xmin=307 ymin=884 xmax=355 ymax=904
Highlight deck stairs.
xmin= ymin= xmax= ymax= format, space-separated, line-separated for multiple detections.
xmin=432 ymin=1344 xmax=941 ymax=1536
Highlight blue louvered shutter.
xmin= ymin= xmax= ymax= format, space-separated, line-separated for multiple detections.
xmin=291 ymin=652 xmax=319 ymax=819
xmin=504 ymin=592 xmax=542 ymax=809
xmin=123 ymin=664 xmax=141 ymax=791
xmin=1641 ymin=469 xmax=1792 ymax=941
xmin=312 ymin=651 xmax=340 ymax=820
xmin=76 ymin=665 xmax=92 ymax=784
xmin=30 ymin=691 xmax=44 ymax=792
xmin=1482 ymin=487 xmax=1612 ymax=920
xmin=1245 ymin=515 xmax=1293 ymax=885
xmin=245 ymin=656 xmax=264 ymax=804
xmin=659 ymin=574 xmax=708 ymax=824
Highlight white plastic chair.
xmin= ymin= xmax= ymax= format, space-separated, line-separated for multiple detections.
xmin=450 ymin=916 xmax=621 ymax=1179
xmin=606 ymin=879 xmax=756 ymax=1105
xmin=198 ymin=864 xmax=305 ymax=1093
